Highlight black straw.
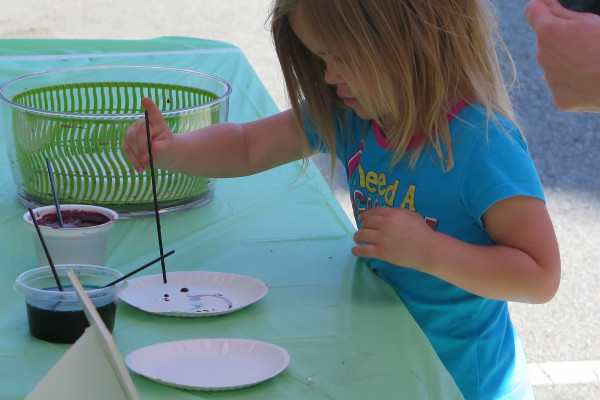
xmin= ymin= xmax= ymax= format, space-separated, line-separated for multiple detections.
xmin=145 ymin=110 xmax=168 ymax=284
xmin=46 ymin=157 xmax=64 ymax=228
xmin=101 ymin=250 xmax=175 ymax=288
xmin=28 ymin=208 xmax=63 ymax=291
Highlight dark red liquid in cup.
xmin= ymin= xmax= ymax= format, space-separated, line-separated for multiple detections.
xmin=26 ymin=285 xmax=117 ymax=343
xmin=37 ymin=210 xmax=110 ymax=228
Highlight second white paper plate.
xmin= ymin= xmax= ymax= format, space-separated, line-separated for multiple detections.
xmin=119 ymin=271 xmax=268 ymax=317
xmin=125 ymin=338 xmax=290 ymax=391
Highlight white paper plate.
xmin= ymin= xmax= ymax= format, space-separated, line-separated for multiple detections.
xmin=125 ymin=338 xmax=290 ymax=391
xmin=119 ymin=271 xmax=268 ymax=317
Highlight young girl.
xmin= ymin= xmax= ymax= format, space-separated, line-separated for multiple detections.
xmin=123 ymin=1 xmax=561 ymax=398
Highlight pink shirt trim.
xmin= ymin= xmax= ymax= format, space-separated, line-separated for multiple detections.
xmin=372 ymin=99 xmax=470 ymax=150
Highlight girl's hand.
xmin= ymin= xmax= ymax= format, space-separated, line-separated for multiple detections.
xmin=352 ymin=196 xmax=561 ymax=304
xmin=122 ymin=97 xmax=175 ymax=173
xmin=352 ymin=207 xmax=437 ymax=269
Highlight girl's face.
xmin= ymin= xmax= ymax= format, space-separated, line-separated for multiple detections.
xmin=289 ymin=9 xmax=372 ymax=120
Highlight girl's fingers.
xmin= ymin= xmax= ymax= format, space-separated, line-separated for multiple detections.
xmin=123 ymin=97 xmax=170 ymax=173
xmin=357 ymin=214 xmax=384 ymax=230
xmin=353 ymin=228 xmax=378 ymax=245
xmin=351 ymin=243 xmax=376 ymax=258
xmin=142 ymin=97 xmax=163 ymax=126
xmin=122 ymin=118 xmax=150 ymax=172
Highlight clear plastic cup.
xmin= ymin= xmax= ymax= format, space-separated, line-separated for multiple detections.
xmin=23 ymin=204 xmax=118 ymax=267
xmin=14 ymin=264 xmax=126 ymax=343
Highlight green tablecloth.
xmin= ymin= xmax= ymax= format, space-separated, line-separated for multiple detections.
xmin=0 ymin=37 xmax=464 ymax=399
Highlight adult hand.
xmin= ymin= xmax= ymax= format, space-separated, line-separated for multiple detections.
xmin=122 ymin=97 xmax=175 ymax=173
xmin=525 ymin=0 xmax=600 ymax=112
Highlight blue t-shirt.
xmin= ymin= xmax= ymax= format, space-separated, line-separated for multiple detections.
xmin=304 ymin=103 xmax=539 ymax=399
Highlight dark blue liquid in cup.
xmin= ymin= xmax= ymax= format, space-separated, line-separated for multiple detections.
xmin=25 ymin=285 xmax=117 ymax=343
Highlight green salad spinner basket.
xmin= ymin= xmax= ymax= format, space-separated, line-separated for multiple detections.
xmin=0 ymin=66 xmax=231 ymax=217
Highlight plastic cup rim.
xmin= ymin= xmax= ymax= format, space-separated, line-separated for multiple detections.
xmin=14 ymin=264 xmax=125 ymax=300
xmin=23 ymin=204 xmax=118 ymax=230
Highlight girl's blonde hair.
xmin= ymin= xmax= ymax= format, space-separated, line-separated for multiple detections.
xmin=270 ymin=0 xmax=517 ymax=175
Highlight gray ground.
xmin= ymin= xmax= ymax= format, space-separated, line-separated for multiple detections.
xmin=1 ymin=0 xmax=598 ymax=398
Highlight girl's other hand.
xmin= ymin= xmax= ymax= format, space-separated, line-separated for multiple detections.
xmin=122 ymin=97 xmax=175 ymax=173
xmin=352 ymin=196 xmax=560 ymax=303
xmin=352 ymin=207 xmax=436 ymax=269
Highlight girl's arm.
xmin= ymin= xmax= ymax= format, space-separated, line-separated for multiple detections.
xmin=352 ymin=195 xmax=561 ymax=304
xmin=122 ymin=97 xmax=307 ymax=177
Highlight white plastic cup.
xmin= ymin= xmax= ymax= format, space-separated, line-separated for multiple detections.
xmin=23 ymin=204 xmax=118 ymax=267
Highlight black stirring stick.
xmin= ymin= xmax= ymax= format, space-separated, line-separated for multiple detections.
xmin=145 ymin=110 xmax=168 ymax=284
xmin=46 ymin=157 xmax=64 ymax=228
xmin=101 ymin=250 xmax=175 ymax=288
xmin=28 ymin=208 xmax=63 ymax=291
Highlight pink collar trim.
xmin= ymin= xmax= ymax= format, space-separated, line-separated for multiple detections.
xmin=372 ymin=99 xmax=470 ymax=150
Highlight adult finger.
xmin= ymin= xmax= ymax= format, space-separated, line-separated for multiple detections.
xmin=525 ymin=0 xmax=578 ymax=28
xmin=525 ymin=0 xmax=553 ymax=27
